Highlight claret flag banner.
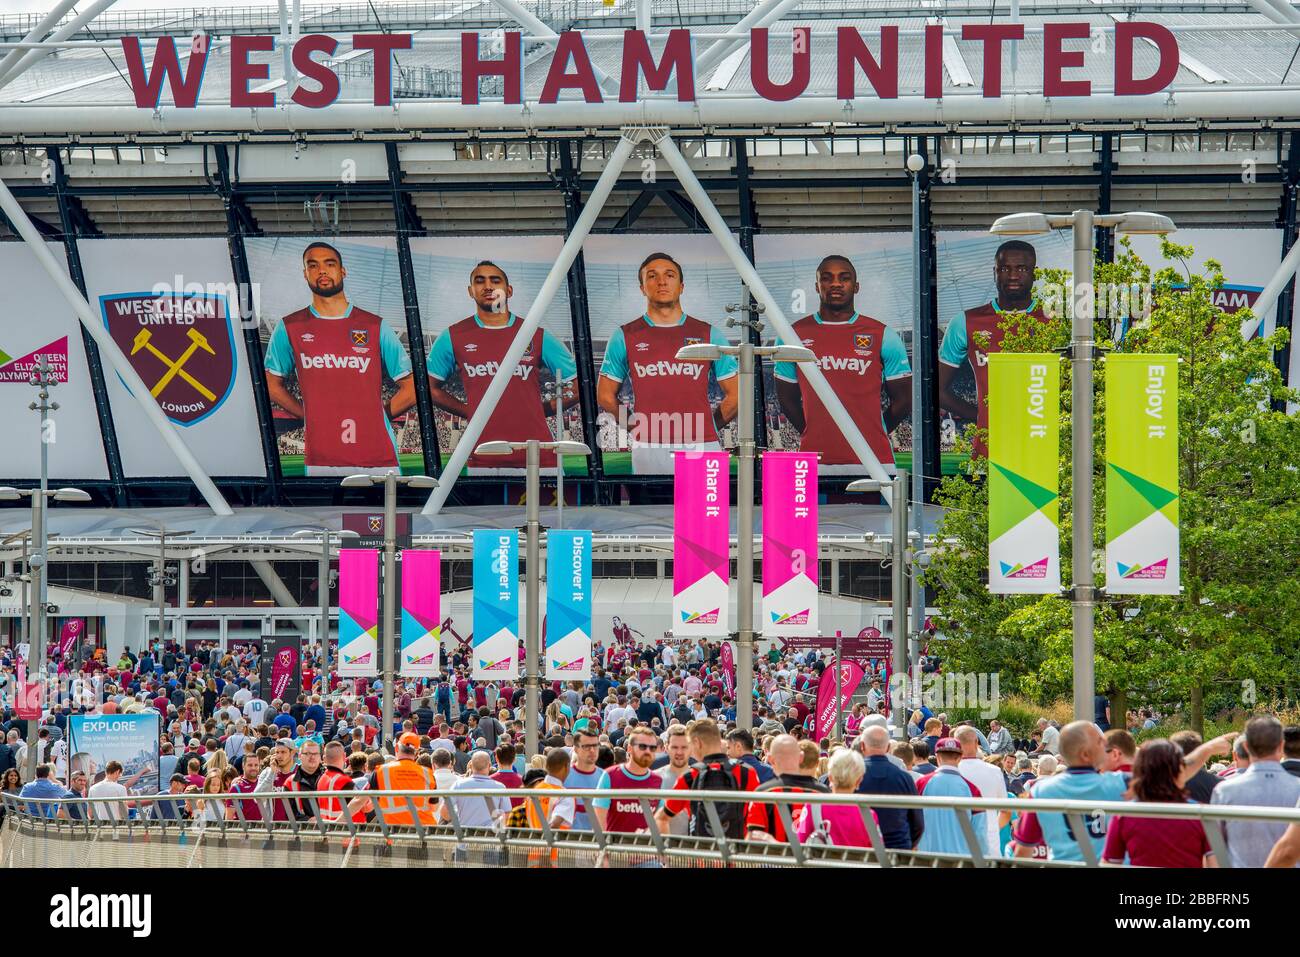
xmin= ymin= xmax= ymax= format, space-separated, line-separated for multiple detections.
xmin=673 ymin=451 xmax=731 ymax=637
xmin=1105 ymin=355 xmax=1180 ymax=594
xmin=988 ymin=354 xmax=1062 ymax=594
xmin=338 ymin=549 xmax=379 ymax=677
xmin=473 ymin=529 xmax=520 ymax=679
xmin=546 ymin=530 xmax=593 ymax=680
xmin=400 ymin=549 xmax=441 ymax=678
xmin=762 ymin=451 xmax=819 ymax=637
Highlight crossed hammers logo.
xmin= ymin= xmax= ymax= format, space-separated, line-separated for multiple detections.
xmin=130 ymin=327 xmax=216 ymax=402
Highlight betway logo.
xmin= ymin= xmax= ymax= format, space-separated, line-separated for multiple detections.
xmin=817 ymin=355 xmax=871 ymax=375
xmin=633 ymin=360 xmax=703 ymax=378
xmin=463 ymin=361 xmax=534 ymax=381
xmin=300 ymin=354 xmax=371 ymax=373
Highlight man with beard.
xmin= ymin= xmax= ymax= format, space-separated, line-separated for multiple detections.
xmin=775 ymin=255 xmax=911 ymax=474
xmin=597 ymin=253 xmax=739 ymax=474
xmin=256 ymin=738 xmax=298 ymax=822
xmin=654 ymin=724 xmax=693 ymax=837
xmin=426 ymin=261 xmax=578 ymax=473
xmin=228 ymin=751 xmax=265 ymax=822
xmin=263 ymin=241 xmax=416 ymax=474
xmin=938 ymin=240 xmax=1046 ymax=456
xmin=591 ymin=725 xmax=662 ymax=833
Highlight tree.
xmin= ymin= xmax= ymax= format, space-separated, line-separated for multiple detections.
xmin=926 ymin=237 xmax=1300 ymax=733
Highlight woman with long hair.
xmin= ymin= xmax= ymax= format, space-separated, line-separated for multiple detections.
xmin=1102 ymin=739 xmax=1215 ymax=868
xmin=195 ymin=771 xmax=228 ymax=826
xmin=202 ymin=678 xmax=218 ymax=719
xmin=0 ymin=766 xmax=21 ymax=826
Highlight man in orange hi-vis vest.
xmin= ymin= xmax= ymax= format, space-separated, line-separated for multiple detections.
xmin=525 ymin=749 xmax=576 ymax=866
xmin=348 ymin=733 xmax=437 ymax=826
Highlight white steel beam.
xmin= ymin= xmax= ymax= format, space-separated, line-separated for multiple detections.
xmin=0 ymin=174 xmax=234 ymax=516
xmin=653 ymin=132 xmax=897 ymax=502
xmin=490 ymin=0 xmax=621 ymax=97
xmin=0 ymin=0 xmax=121 ymax=92
xmin=422 ymin=130 xmax=640 ymax=516
xmin=695 ymin=0 xmax=804 ymax=78
xmin=1241 ymin=237 xmax=1300 ymax=340
xmin=0 ymin=0 xmax=81 ymax=89
xmin=252 ymin=558 xmax=300 ymax=607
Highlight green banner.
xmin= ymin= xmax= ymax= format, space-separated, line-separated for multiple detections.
xmin=1105 ymin=354 xmax=1180 ymax=594
xmin=988 ymin=354 xmax=1061 ymax=594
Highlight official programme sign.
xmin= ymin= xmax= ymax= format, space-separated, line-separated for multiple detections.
xmin=121 ymin=23 xmax=1185 ymax=110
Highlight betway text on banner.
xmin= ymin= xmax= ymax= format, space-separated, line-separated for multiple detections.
xmin=473 ymin=529 xmax=520 ymax=679
xmin=401 ymin=550 xmax=441 ymax=677
xmin=762 ymin=451 xmax=819 ymax=637
xmin=988 ymin=354 xmax=1062 ymax=594
xmin=672 ymin=451 xmax=730 ymax=637
xmin=338 ymin=549 xmax=379 ymax=677
xmin=546 ymin=530 xmax=592 ymax=680
xmin=1106 ymin=354 xmax=1181 ymax=595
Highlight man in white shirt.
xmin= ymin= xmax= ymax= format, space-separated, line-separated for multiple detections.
xmin=87 ymin=760 xmax=131 ymax=822
xmin=441 ymin=750 xmax=509 ymax=827
xmin=243 ymin=695 xmax=269 ymax=725
xmin=954 ymin=726 xmax=1007 ymax=857
xmin=231 ymin=683 xmax=253 ymax=707
xmin=662 ymin=643 xmax=677 ymax=670
xmin=1038 ymin=719 xmax=1061 ymax=755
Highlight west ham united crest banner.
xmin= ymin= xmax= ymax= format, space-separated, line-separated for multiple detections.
xmin=546 ymin=530 xmax=592 ymax=680
xmin=762 ymin=452 xmax=819 ymax=637
xmin=673 ymin=451 xmax=730 ymax=637
xmin=400 ymin=550 xmax=441 ymax=677
xmin=473 ymin=530 xmax=520 ymax=680
xmin=1106 ymin=355 xmax=1180 ymax=594
xmin=338 ymin=549 xmax=379 ymax=677
xmin=988 ymin=354 xmax=1061 ymax=594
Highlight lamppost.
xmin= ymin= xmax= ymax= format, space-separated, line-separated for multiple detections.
xmin=128 ymin=525 xmax=195 ymax=657
xmin=989 ymin=209 xmax=1175 ymax=721
xmin=0 ymin=486 xmax=90 ymax=778
xmin=291 ymin=527 xmax=360 ymax=700
xmin=675 ymin=338 xmax=815 ymax=734
xmin=847 ymin=473 xmax=910 ymax=738
xmin=340 ymin=471 xmax=437 ymax=751
xmin=474 ymin=438 xmax=592 ymax=758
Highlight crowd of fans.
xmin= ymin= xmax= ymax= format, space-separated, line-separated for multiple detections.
xmin=3 ymin=635 xmax=1300 ymax=867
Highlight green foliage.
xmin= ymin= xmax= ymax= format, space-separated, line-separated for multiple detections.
xmin=926 ymin=237 xmax=1300 ymax=722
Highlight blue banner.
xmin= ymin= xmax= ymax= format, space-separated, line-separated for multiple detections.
xmin=68 ymin=712 xmax=161 ymax=795
xmin=546 ymin=530 xmax=592 ymax=680
xmin=472 ymin=529 xmax=519 ymax=679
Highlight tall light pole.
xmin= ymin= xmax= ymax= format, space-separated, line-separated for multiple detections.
xmin=340 ymin=471 xmax=437 ymax=751
xmin=292 ymin=527 xmax=360 ymax=700
xmin=1 ymin=486 xmax=90 ymax=779
xmin=676 ymin=339 xmax=815 ymax=734
xmin=475 ymin=438 xmax=592 ymax=757
xmin=129 ymin=525 xmax=194 ymax=656
xmin=906 ymin=152 xmax=929 ymax=709
xmin=989 ymin=210 xmax=1175 ymax=721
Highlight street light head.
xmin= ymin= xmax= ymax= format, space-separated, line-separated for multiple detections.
xmin=340 ymin=475 xmax=377 ymax=488
xmin=845 ymin=479 xmax=883 ymax=494
xmin=769 ymin=345 xmax=816 ymax=364
xmin=675 ymin=344 xmax=723 ymax=362
xmin=905 ymin=153 xmax=925 ymax=173
xmin=403 ymin=474 xmax=438 ymax=489
xmin=291 ymin=528 xmax=323 ymax=540
xmin=52 ymin=488 xmax=91 ymax=503
xmin=337 ymin=529 xmax=361 ymax=540
xmin=989 ymin=212 xmax=1054 ymax=236
xmin=0 ymin=487 xmax=20 ymax=502
xmin=1114 ymin=211 xmax=1177 ymax=236
xmin=473 ymin=441 xmax=517 ymax=457
xmin=553 ymin=441 xmax=592 ymax=457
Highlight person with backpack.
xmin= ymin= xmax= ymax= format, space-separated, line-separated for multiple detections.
xmin=654 ymin=718 xmax=761 ymax=839
xmin=745 ymin=734 xmax=829 ymax=843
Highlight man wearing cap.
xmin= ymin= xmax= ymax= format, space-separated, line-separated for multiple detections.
xmin=916 ymin=737 xmax=989 ymax=858
xmin=350 ymin=732 xmax=437 ymax=826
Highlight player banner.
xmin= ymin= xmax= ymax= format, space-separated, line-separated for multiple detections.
xmin=1105 ymin=354 xmax=1181 ymax=594
xmin=672 ymin=450 xmax=731 ymax=637
xmin=473 ymin=529 xmax=520 ymax=679
xmin=546 ymin=530 xmax=592 ymax=680
xmin=338 ymin=549 xmax=379 ymax=677
xmin=400 ymin=549 xmax=442 ymax=677
xmin=719 ymin=640 xmax=736 ymax=697
xmin=762 ymin=451 xmax=819 ymax=637
xmin=68 ymin=712 xmax=160 ymax=795
xmin=814 ymin=657 xmax=866 ymax=741
xmin=988 ymin=354 xmax=1062 ymax=594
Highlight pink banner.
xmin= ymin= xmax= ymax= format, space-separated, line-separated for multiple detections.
xmin=56 ymin=619 xmax=84 ymax=659
xmin=15 ymin=661 xmax=41 ymax=720
xmin=814 ymin=656 xmax=866 ymax=741
xmin=761 ymin=452 xmax=819 ymax=636
xmin=338 ymin=549 xmax=380 ymax=676
xmin=719 ymin=641 xmax=735 ymax=697
xmin=672 ymin=451 xmax=730 ymax=636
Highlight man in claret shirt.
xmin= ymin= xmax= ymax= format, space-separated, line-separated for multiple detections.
xmin=597 ymin=252 xmax=739 ymax=474
xmin=427 ymin=261 xmax=578 ymax=474
xmin=775 ymin=255 xmax=911 ymax=475
xmin=264 ymin=242 xmax=417 ymax=475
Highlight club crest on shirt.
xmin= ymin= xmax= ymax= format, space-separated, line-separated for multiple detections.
xmin=853 ymin=333 xmax=874 ymax=355
xmin=350 ymin=329 xmax=370 ymax=354
xmin=685 ymin=336 xmax=703 ymax=347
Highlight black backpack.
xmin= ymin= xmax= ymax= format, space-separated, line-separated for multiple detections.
xmin=688 ymin=758 xmax=746 ymax=840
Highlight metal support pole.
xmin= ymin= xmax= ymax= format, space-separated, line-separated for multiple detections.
xmin=156 ymin=530 xmax=166 ymax=653
xmin=1273 ymin=131 xmax=1299 ymax=404
xmin=0 ymin=0 xmax=119 ymax=91
xmin=382 ymin=472 xmax=397 ymax=750
xmin=891 ymin=470 xmax=909 ymax=737
xmin=178 ymin=555 xmax=188 ymax=649
xmin=908 ymin=154 xmax=926 ymax=703
xmin=1096 ymin=133 xmax=1116 ymax=264
xmin=525 ymin=439 xmax=541 ymax=757
xmin=736 ymin=343 xmax=756 ymax=734
xmin=25 ymin=491 xmax=44 ymax=779
xmin=1071 ymin=211 xmax=1096 ymax=723
xmin=734 ymin=136 xmax=767 ymax=452
xmin=636 ymin=0 xmax=651 ymax=32
xmin=423 ymin=133 xmax=638 ymax=516
xmin=835 ymin=629 xmax=843 ymax=738
xmin=319 ymin=536 xmax=331 ymax=696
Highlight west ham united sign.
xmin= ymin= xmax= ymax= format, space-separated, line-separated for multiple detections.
xmin=99 ymin=291 xmax=237 ymax=426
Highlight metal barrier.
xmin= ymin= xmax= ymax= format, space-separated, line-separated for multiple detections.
xmin=6 ymin=787 xmax=1299 ymax=869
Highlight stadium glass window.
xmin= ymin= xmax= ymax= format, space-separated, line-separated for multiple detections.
xmin=819 ymin=560 xmax=832 ymax=594
xmin=839 ymin=561 xmax=890 ymax=601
